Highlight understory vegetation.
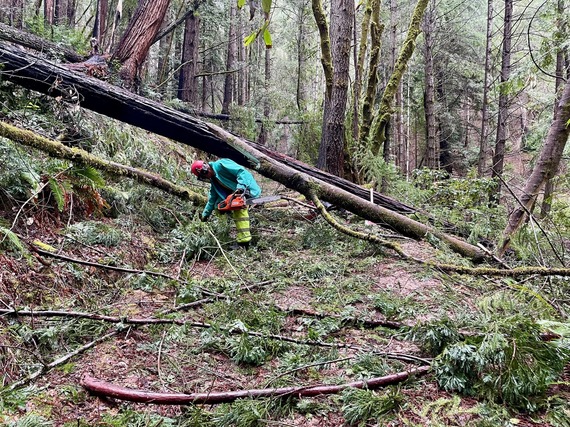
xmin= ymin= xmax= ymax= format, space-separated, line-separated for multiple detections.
xmin=1 ymin=84 xmax=570 ymax=426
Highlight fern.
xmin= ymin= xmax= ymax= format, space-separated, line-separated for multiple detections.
xmin=0 ymin=226 xmax=25 ymax=253
xmin=48 ymin=177 xmax=66 ymax=212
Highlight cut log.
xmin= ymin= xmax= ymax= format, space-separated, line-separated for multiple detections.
xmin=0 ymin=41 xmax=486 ymax=261
xmin=81 ymin=366 xmax=429 ymax=404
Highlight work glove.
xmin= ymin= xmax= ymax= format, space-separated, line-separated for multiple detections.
xmin=234 ymin=188 xmax=244 ymax=195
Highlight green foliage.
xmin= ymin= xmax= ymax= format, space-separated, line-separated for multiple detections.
xmin=291 ymin=111 xmax=322 ymax=165
xmin=347 ymin=353 xmax=388 ymax=379
xmin=353 ymin=147 xmax=399 ymax=188
xmin=65 ymin=220 xmax=127 ymax=247
xmin=99 ymin=409 xmax=177 ymax=427
xmin=433 ymin=316 xmax=570 ymax=411
xmin=213 ymin=399 xmax=268 ymax=427
xmin=156 ymin=217 xmax=232 ymax=262
xmin=408 ymin=318 xmax=462 ymax=356
xmin=341 ymin=387 xmax=403 ymax=426
xmin=7 ymin=414 xmax=53 ymax=427
xmin=407 ymin=168 xmax=506 ymax=242
xmin=25 ymin=16 xmax=90 ymax=55
xmin=372 ymin=291 xmax=415 ymax=320
xmin=0 ymin=139 xmax=40 ymax=201
xmin=0 ymin=225 xmax=25 ymax=254
xmin=0 ymin=386 xmax=38 ymax=421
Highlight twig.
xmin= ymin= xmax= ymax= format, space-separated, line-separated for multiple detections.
xmin=7 ymin=329 xmax=119 ymax=391
xmin=0 ymin=308 xmax=428 ymax=365
xmin=30 ymin=245 xmax=225 ymax=298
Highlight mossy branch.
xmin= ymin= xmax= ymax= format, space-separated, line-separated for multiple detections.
xmin=0 ymin=120 xmax=206 ymax=205
xmin=307 ymin=190 xmax=570 ymax=278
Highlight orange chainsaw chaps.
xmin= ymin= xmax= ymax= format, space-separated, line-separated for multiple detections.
xmin=218 ymin=193 xmax=246 ymax=211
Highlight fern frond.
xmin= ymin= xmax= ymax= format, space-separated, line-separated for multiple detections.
xmin=0 ymin=226 xmax=25 ymax=253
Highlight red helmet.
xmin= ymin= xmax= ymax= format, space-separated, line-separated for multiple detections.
xmin=191 ymin=160 xmax=206 ymax=177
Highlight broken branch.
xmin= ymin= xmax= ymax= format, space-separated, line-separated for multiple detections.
xmin=81 ymin=366 xmax=430 ymax=404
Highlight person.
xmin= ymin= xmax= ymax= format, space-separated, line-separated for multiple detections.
xmin=191 ymin=158 xmax=261 ymax=248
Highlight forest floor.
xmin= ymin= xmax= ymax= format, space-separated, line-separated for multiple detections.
xmin=1 ymin=191 xmax=569 ymax=427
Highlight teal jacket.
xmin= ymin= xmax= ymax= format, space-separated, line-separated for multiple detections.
xmin=202 ymin=158 xmax=262 ymax=218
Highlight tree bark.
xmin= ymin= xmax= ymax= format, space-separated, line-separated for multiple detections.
xmin=422 ymin=0 xmax=437 ymax=169
xmin=81 ymin=367 xmax=430 ymax=404
xmin=359 ymin=0 xmax=382 ymax=144
xmin=490 ymin=0 xmax=513 ymax=203
xmin=178 ymin=9 xmax=199 ymax=104
xmin=499 ymin=78 xmax=570 ymax=255
xmin=111 ymin=0 xmax=170 ymax=90
xmin=477 ymin=0 xmax=493 ymax=177
xmin=316 ymin=0 xmax=354 ymax=177
xmin=370 ymin=0 xmax=429 ymax=158
xmin=221 ymin=0 xmax=237 ymax=115
xmin=0 ymin=41 xmax=487 ymax=261
xmin=540 ymin=0 xmax=567 ymax=217
xmin=0 ymin=22 xmax=84 ymax=62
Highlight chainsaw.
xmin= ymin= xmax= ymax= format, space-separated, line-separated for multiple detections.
xmin=217 ymin=193 xmax=282 ymax=212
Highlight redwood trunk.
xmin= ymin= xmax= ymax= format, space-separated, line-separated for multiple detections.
xmin=111 ymin=0 xmax=171 ymax=90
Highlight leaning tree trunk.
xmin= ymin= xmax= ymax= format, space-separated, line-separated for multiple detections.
xmin=498 ymin=77 xmax=570 ymax=256
xmin=540 ymin=0 xmax=567 ymax=217
xmin=111 ymin=0 xmax=170 ymax=90
xmin=0 ymin=41 xmax=486 ymax=261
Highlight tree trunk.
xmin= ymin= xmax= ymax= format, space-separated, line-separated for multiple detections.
xmin=370 ymin=0 xmax=429 ymax=158
xmin=316 ymin=0 xmax=354 ymax=177
xmin=359 ymin=0 xmax=382 ymax=144
xmin=92 ymin=0 xmax=108 ymax=49
xmin=0 ymin=0 xmax=23 ymax=28
xmin=258 ymin=47 xmax=271 ymax=145
xmin=499 ymin=77 xmax=570 ymax=255
xmin=156 ymin=5 xmax=174 ymax=97
xmin=44 ymin=0 xmax=54 ymax=25
xmin=177 ymin=10 xmax=199 ymax=105
xmin=221 ymin=0 xmax=237 ymax=115
xmin=0 ymin=22 xmax=84 ymax=62
xmin=490 ymin=0 xmax=513 ymax=203
xmin=295 ymin=0 xmax=308 ymax=112
xmin=477 ymin=0 xmax=493 ymax=177
xmin=0 ymin=40 xmax=487 ymax=261
xmin=422 ymin=1 xmax=437 ymax=169
xmin=0 ymin=120 xmax=204 ymax=204
xmin=111 ymin=0 xmax=170 ymax=90
xmin=540 ymin=0 xmax=567 ymax=217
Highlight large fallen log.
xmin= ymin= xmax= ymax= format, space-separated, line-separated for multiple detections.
xmin=81 ymin=366 xmax=430 ymax=404
xmin=0 ymin=41 xmax=486 ymax=261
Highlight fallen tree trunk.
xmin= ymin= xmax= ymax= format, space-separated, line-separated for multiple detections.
xmin=0 ymin=120 xmax=206 ymax=205
xmin=81 ymin=367 xmax=430 ymax=404
xmin=0 ymin=22 xmax=85 ymax=62
xmin=0 ymin=41 xmax=486 ymax=261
